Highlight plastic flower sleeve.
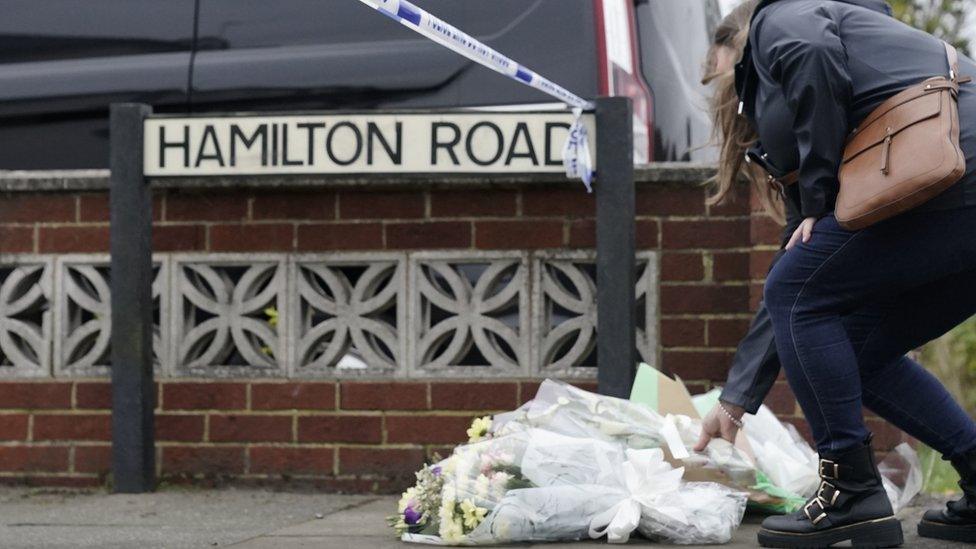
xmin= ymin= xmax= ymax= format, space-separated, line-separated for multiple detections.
xmin=879 ymin=442 xmax=923 ymax=513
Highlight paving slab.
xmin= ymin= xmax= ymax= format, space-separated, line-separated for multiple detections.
xmin=0 ymin=487 xmax=970 ymax=548
xmin=0 ymin=486 xmax=371 ymax=549
xmin=231 ymin=495 xmax=971 ymax=549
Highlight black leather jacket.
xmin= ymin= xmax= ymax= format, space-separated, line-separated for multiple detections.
xmin=735 ymin=0 xmax=976 ymax=219
xmin=721 ymin=0 xmax=976 ymax=412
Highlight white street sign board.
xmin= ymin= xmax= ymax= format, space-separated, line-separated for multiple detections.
xmin=144 ymin=112 xmax=596 ymax=176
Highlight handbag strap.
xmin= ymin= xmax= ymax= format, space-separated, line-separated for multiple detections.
xmin=944 ymin=40 xmax=960 ymax=82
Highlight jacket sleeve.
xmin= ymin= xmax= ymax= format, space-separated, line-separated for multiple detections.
xmin=752 ymin=6 xmax=853 ymax=218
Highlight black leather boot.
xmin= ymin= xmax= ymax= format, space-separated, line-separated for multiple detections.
xmin=758 ymin=438 xmax=903 ymax=548
xmin=918 ymin=448 xmax=976 ymax=542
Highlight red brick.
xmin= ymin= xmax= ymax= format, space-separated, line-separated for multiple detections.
xmin=163 ymin=383 xmax=246 ymax=410
xmin=167 ymin=193 xmax=248 ymax=222
xmin=153 ymin=225 xmax=206 ymax=252
xmin=249 ymin=446 xmax=335 ymax=475
xmin=297 ymin=415 xmax=382 ymax=443
xmin=661 ymin=253 xmax=704 ymax=281
xmin=0 ymin=194 xmax=75 ymax=223
xmin=162 ymin=446 xmax=246 ymax=475
xmin=339 ymin=191 xmax=424 ymax=220
xmin=386 ymin=221 xmax=470 ymax=249
xmin=713 ymin=252 xmax=750 ymax=281
xmin=79 ymin=193 xmax=163 ymax=222
xmin=210 ymin=414 xmax=292 ymax=443
xmin=0 ymin=226 xmax=33 ymax=253
xmin=751 ymin=215 xmax=785 ymax=246
xmin=157 ymin=414 xmax=205 ymax=442
xmin=0 ymin=415 xmax=28 ymax=440
xmin=252 ymin=383 xmax=336 ymax=410
xmin=707 ymin=183 xmax=751 ymax=216
xmin=386 ymin=414 xmax=473 ymax=444
xmin=253 ymin=191 xmax=336 ymax=220
xmin=709 ymin=318 xmax=751 ymax=347
xmin=297 ymin=223 xmax=383 ymax=251
xmin=519 ymin=381 xmax=542 ymax=405
xmin=431 ymin=190 xmax=517 ymax=218
xmin=569 ymin=218 xmax=661 ymax=249
xmin=636 ymin=219 xmax=660 ymax=248
xmin=661 ymin=350 xmax=734 ymax=381
xmin=661 ymin=220 xmax=749 ymax=249
xmin=75 ymin=382 xmax=111 ymax=409
xmin=750 ymin=249 xmax=780 ymax=278
xmin=338 ymin=447 xmax=425 ymax=476
xmin=571 ymin=381 xmax=599 ymax=393
xmin=475 ymin=220 xmax=562 ymax=249
xmin=210 ymin=223 xmax=292 ymax=252
xmin=33 ymin=414 xmax=111 ymax=441
xmin=430 ymin=382 xmax=518 ymax=410
xmin=0 ymin=446 xmax=69 ymax=472
xmin=74 ymin=445 xmax=111 ymax=474
xmin=661 ymin=318 xmax=705 ymax=347
xmin=660 ymin=285 xmax=749 ymax=314
xmin=568 ymin=219 xmax=596 ymax=247
xmin=38 ymin=226 xmax=109 ymax=253
xmin=635 ymin=186 xmax=706 ymax=216
xmin=340 ymin=382 xmax=427 ymax=411
xmin=522 ymin=188 xmax=595 ymax=217
xmin=0 ymin=383 xmax=72 ymax=409
xmin=764 ymin=382 xmax=797 ymax=416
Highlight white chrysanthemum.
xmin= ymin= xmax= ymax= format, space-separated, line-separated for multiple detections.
xmin=474 ymin=474 xmax=491 ymax=499
xmin=466 ymin=416 xmax=493 ymax=443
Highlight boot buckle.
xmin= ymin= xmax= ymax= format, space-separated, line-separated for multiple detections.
xmin=817 ymin=480 xmax=839 ymax=506
xmin=803 ymin=498 xmax=828 ymax=525
xmin=819 ymin=458 xmax=840 ymax=480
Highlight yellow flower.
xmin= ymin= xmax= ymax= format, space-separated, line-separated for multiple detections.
xmin=264 ymin=306 xmax=279 ymax=328
xmin=459 ymin=498 xmax=488 ymax=530
xmin=466 ymin=415 xmax=493 ymax=443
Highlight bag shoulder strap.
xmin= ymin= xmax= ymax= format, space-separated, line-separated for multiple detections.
xmin=944 ymin=40 xmax=959 ymax=82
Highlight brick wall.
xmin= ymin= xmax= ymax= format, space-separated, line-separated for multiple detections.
xmin=0 ymin=379 xmax=597 ymax=488
xmin=0 ymin=167 xmax=907 ymax=490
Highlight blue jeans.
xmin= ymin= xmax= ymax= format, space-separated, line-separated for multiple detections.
xmin=764 ymin=208 xmax=976 ymax=456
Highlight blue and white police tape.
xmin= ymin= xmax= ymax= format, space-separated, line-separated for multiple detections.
xmin=356 ymin=0 xmax=595 ymax=191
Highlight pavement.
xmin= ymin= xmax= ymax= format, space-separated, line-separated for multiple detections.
xmin=0 ymin=487 xmax=967 ymax=548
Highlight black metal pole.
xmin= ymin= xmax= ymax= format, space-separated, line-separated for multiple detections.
xmin=594 ymin=97 xmax=636 ymax=398
xmin=109 ymin=103 xmax=155 ymax=493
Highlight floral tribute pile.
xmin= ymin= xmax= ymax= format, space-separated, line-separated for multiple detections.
xmin=388 ymin=379 xmax=922 ymax=546
xmin=388 ymin=379 xmax=754 ymax=545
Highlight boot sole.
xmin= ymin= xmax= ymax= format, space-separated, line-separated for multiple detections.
xmin=918 ymin=519 xmax=976 ymax=543
xmin=758 ymin=516 xmax=903 ymax=548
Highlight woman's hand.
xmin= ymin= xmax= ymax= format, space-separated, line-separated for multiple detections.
xmin=694 ymin=401 xmax=746 ymax=451
xmin=785 ymin=216 xmax=818 ymax=250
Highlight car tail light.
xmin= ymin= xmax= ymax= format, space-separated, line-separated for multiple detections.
xmin=593 ymin=0 xmax=654 ymax=163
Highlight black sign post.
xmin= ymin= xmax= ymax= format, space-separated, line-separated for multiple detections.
xmin=109 ymin=103 xmax=156 ymax=493
xmin=595 ymin=96 xmax=637 ymax=398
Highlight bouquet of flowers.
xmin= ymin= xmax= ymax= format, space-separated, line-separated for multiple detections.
xmin=391 ymin=380 xmax=751 ymax=545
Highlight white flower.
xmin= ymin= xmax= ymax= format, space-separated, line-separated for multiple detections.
xmin=466 ymin=416 xmax=493 ymax=443
xmin=459 ymin=498 xmax=488 ymax=529
xmin=474 ymin=474 xmax=491 ymax=499
xmin=490 ymin=471 xmax=513 ymax=498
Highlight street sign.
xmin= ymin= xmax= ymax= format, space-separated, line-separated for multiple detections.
xmin=144 ymin=112 xmax=596 ymax=177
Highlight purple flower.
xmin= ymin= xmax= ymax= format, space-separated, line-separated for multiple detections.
xmin=431 ymin=466 xmax=442 ymax=476
xmin=403 ymin=502 xmax=422 ymax=525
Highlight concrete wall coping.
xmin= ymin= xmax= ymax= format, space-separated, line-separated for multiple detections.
xmin=0 ymin=162 xmax=716 ymax=193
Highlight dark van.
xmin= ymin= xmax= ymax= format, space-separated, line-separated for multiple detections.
xmin=0 ymin=0 xmax=720 ymax=170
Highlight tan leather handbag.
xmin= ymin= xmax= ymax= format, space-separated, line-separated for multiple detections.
xmin=771 ymin=41 xmax=970 ymax=230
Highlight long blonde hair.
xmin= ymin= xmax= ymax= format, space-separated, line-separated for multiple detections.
xmin=702 ymin=0 xmax=785 ymax=224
